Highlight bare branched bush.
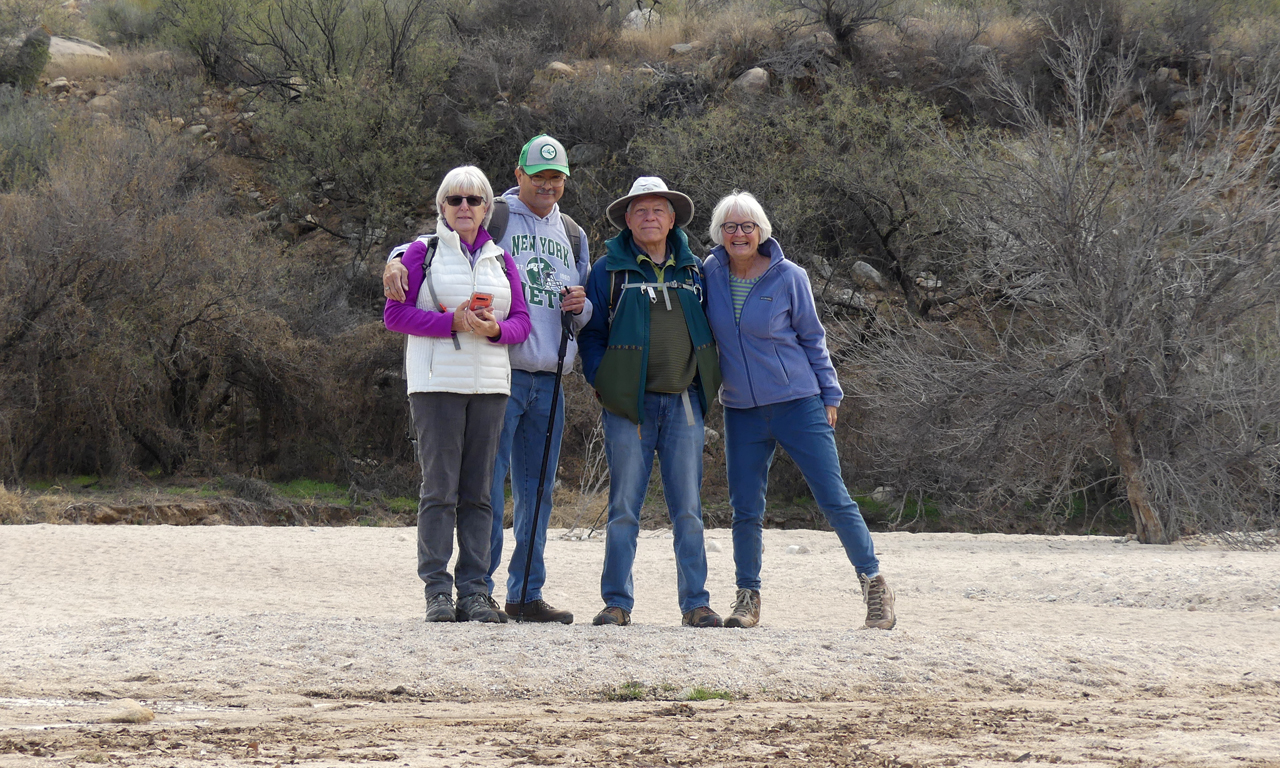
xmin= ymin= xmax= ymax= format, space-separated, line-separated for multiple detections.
xmin=0 ymin=121 xmax=322 ymax=479
xmin=0 ymin=87 xmax=56 ymax=190
xmin=778 ymin=0 xmax=898 ymax=62
xmin=855 ymin=24 xmax=1280 ymax=544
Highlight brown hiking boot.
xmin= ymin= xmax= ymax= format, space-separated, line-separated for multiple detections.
xmin=592 ymin=606 xmax=631 ymax=626
xmin=681 ymin=605 xmax=723 ymax=628
xmin=724 ymin=589 xmax=760 ymax=628
xmin=506 ymin=599 xmax=574 ymax=624
xmin=859 ymin=573 xmax=896 ymax=629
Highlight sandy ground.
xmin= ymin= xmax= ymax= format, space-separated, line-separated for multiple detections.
xmin=1 ymin=524 xmax=1279 ymax=767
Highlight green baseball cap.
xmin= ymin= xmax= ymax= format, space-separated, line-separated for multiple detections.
xmin=518 ymin=134 xmax=570 ymax=176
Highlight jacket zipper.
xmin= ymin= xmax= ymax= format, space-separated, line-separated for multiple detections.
xmin=731 ymin=258 xmax=780 ymax=409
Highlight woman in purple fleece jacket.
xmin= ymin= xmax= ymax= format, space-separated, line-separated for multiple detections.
xmin=703 ymin=191 xmax=896 ymax=631
xmin=384 ymin=166 xmax=530 ymax=625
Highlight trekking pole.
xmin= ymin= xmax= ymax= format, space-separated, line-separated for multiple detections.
xmin=516 ymin=288 xmax=575 ymax=622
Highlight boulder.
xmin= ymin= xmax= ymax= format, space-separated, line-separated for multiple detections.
xmin=851 ymin=260 xmax=885 ymax=290
xmin=670 ymin=43 xmax=695 ymax=55
xmin=545 ymin=61 xmax=575 ymax=77
xmin=731 ymin=67 xmax=769 ymax=96
xmin=87 ymin=94 xmax=120 ymax=114
xmin=48 ymin=35 xmax=110 ymax=61
xmin=623 ymin=8 xmax=660 ymax=30
xmin=567 ymin=142 xmax=606 ymax=167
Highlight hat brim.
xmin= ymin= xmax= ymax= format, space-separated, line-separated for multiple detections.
xmin=521 ymin=162 xmax=570 ymax=176
xmin=606 ymin=190 xmax=694 ymax=230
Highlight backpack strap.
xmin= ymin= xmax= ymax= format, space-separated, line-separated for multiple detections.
xmin=486 ymin=197 xmax=510 ymax=242
xmin=560 ymin=212 xmax=583 ymax=259
xmin=415 ymin=234 xmax=460 ymax=351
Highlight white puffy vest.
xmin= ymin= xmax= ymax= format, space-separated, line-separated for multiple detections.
xmin=405 ymin=224 xmax=513 ymax=395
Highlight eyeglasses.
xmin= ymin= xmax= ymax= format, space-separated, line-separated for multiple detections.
xmin=720 ymin=221 xmax=758 ymax=235
xmin=528 ymin=174 xmax=566 ymax=188
xmin=444 ymin=195 xmax=485 ymax=207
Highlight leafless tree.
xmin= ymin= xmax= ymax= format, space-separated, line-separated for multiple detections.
xmin=778 ymin=0 xmax=897 ymax=61
xmin=852 ymin=22 xmax=1280 ymax=543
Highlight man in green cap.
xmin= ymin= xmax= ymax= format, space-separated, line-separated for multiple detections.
xmin=384 ymin=136 xmax=590 ymax=624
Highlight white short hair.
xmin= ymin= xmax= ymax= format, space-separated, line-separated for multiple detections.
xmin=709 ymin=191 xmax=772 ymax=245
xmin=436 ymin=166 xmax=495 ymax=228
xmin=627 ymin=196 xmax=675 ymax=217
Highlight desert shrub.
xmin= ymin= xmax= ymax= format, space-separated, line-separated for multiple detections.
xmin=259 ymin=67 xmax=453 ymax=259
xmin=89 ymin=0 xmax=164 ymax=46
xmin=157 ymin=0 xmax=253 ymax=82
xmin=636 ymin=73 xmax=963 ymax=317
xmin=443 ymin=0 xmax=616 ymax=58
xmin=0 ymin=121 xmax=325 ymax=479
xmin=0 ymin=87 xmax=56 ymax=190
xmin=778 ymin=0 xmax=898 ymax=62
xmin=855 ymin=29 xmax=1280 ymax=542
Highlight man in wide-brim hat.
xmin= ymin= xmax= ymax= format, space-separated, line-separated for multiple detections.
xmin=578 ymin=177 xmax=724 ymax=629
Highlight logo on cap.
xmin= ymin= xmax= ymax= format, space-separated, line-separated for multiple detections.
xmin=540 ymin=145 xmax=557 ymax=160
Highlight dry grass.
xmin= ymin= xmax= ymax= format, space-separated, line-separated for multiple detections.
xmin=41 ymin=47 xmax=167 ymax=81
xmin=0 ymin=482 xmax=25 ymax=524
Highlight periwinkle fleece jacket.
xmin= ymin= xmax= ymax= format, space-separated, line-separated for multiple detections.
xmin=703 ymin=237 xmax=843 ymax=409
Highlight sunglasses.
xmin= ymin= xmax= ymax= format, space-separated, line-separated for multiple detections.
xmin=720 ymin=221 xmax=758 ymax=234
xmin=444 ymin=195 xmax=485 ymax=207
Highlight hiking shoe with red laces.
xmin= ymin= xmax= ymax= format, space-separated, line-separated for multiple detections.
xmin=859 ymin=573 xmax=896 ymax=629
xmin=681 ymin=605 xmax=723 ymax=628
xmin=592 ymin=606 xmax=631 ymax=626
xmin=724 ymin=589 xmax=760 ymax=628
xmin=506 ymin=599 xmax=574 ymax=624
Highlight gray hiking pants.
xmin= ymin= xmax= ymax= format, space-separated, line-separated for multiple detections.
xmin=410 ymin=391 xmax=508 ymax=599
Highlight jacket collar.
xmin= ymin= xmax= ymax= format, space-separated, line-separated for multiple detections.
xmin=605 ymin=227 xmax=699 ymax=274
xmin=436 ymin=218 xmax=496 ymax=256
xmin=707 ymin=237 xmax=785 ymax=276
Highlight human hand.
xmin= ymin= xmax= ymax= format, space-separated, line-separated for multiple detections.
xmin=468 ymin=307 xmax=501 ymax=339
xmin=383 ymin=257 xmax=409 ymax=302
xmin=826 ymin=406 xmax=838 ymax=428
xmin=451 ymin=303 xmax=469 ymax=332
xmin=561 ymin=285 xmax=586 ymax=315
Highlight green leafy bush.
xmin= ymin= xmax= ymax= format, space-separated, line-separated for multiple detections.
xmin=89 ymin=0 xmax=163 ymax=46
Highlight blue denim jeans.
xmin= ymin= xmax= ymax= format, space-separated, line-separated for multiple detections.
xmin=724 ymin=395 xmax=879 ymax=590
xmin=600 ymin=390 xmax=711 ymax=615
xmin=487 ymin=370 xmax=566 ymax=603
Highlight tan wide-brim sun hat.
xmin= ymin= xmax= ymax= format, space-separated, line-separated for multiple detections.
xmin=606 ymin=176 xmax=694 ymax=230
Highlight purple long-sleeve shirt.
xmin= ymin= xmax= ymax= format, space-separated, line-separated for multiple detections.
xmin=383 ymin=227 xmax=531 ymax=345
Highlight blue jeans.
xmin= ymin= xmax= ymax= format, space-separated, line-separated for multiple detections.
xmin=487 ymin=370 xmax=565 ymax=603
xmin=601 ymin=390 xmax=711 ymax=615
xmin=724 ymin=395 xmax=879 ymax=590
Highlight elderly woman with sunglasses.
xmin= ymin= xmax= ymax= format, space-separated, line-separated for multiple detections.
xmin=384 ymin=166 xmax=531 ymax=624
xmin=702 ymin=191 xmax=896 ymax=631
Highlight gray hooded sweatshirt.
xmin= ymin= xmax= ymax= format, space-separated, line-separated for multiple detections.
xmin=496 ymin=189 xmax=593 ymax=373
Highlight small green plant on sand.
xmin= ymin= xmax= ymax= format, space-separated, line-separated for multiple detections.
xmin=687 ymin=687 xmax=732 ymax=701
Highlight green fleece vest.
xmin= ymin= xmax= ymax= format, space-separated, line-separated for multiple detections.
xmin=593 ymin=228 xmax=721 ymax=425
